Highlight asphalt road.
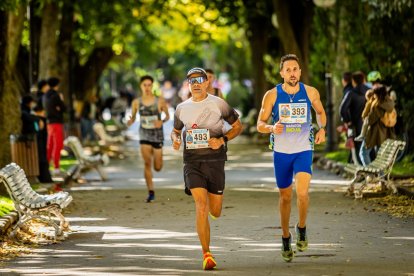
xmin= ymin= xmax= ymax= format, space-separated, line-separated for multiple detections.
xmin=0 ymin=136 xmax=413 ymax=276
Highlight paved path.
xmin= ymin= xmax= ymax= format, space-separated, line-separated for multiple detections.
xmin=1 ymin=136 xmax=413 ymax=276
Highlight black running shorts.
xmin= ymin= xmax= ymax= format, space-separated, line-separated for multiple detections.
xmin=140 ymin=140 xmax=163 ymax=149
xmin=183 ymin=161 xmax=225 ymax=195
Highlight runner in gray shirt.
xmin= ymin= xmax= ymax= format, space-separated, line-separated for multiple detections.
xmin=171 ymin=67 xmax=242 ymax=270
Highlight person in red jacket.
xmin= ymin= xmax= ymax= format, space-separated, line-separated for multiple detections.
xmin=44 ymin=77 xmax=66 ymax=175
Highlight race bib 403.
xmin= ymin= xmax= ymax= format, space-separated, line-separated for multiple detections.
xmin=186 ymin=129 xmax=210 ymax=149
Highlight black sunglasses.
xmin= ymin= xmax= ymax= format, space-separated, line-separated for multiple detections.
xmin=188 ymin=76 xmax=206 ymax=84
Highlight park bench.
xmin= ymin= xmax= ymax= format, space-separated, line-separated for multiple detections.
xmin=344 ymin=139 xmax=406 ymax=199
xmin=93 ymin=122 xmax=125 ymax=144
xmin=93 ymin=122 xmax=126 ymax=159
xmin=64 ymin=136 xmax=109 ymax=181
xmin=0 ymin=163 xmax=72 ymax=239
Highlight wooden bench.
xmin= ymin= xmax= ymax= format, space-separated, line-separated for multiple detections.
xmin=64 ymin=136 xmax=109 ymax=181
xmin=92 ymin=123 xmax=126 ymax=159
xmin=93 ymin=122 xmax=125 ymax=144
xmin=344 ymin=139 xmax=406 ymax=199
xmin=0 ymin=163 xmax=72 ymax=239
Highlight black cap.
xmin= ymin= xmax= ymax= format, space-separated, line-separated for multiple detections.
xmin=186 ymin=67 xmax=207 ymax=79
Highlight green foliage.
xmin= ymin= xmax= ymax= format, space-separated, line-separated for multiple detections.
xmin=325 ymin=149 xmax=349 ymax=163
xmin=0 ymin=196 xmax=15 ymax=217
xmin=309 ymin=0 xmax=414 ymax=153
xmin=391 ymin=154 xmax=414 ymax=177
xmin=0 ymin=0 xmax=25 ymax=11
xmin=226 ymin=81 xmax=250 ymax=111
xmin=97 ymin=0 xmax=252 ymax=97
xmin=58 ymin=158 xmax=77 ymax=172
xmin=363 ymin=0 xmax=413 ymax=18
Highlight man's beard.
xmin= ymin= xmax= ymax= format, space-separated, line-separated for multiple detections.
xmin=286 ymin=79 xmax=298 ymax=87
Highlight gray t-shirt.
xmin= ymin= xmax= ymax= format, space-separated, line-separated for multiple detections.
xmin=173 ymin=94 xmax=239 ymax=162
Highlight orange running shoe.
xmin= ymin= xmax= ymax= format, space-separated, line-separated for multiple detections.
xmin=202 ymin=252 xmax=217 ymax=270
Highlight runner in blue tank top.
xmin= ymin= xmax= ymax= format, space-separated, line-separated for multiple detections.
xmin=257 ymin=54 xmax=327 ymax=262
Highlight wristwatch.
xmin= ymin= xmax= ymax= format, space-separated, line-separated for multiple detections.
xmin=319 ymin=126 xmax=326 ymax=132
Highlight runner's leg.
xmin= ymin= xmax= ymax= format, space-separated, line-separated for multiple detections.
xmin=295 ymin=172 xmax=311 ymax=228
xmin=279 ymin=185 xmax=293 ymax=238
xmin=191 ymin=187 xmax=210 ymax=253
xmin=208 ymin=193 xmax=223 ymax=218
xmin=140 ymin=144 xmax=154 ymax=191
xmin=153 ymin=147 xmax=163 ymax=172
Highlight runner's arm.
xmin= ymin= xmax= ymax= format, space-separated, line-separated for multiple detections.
xmin=224 ymin=119 xmax=242 ymax=141
xmin=257 ymin=89 xmax=277 ymax=134
xmin=171 ymin=128 xmax=182 ymax=150
xmin=308 ymin=86 xmax=326 ymax=144
xmin=209 ymin=118 xmax=242 ymax=149
xmin=158 ymin=97 xmax=170 ymax=123
xmin=309 ymin=86 xmax=327 ymax=129
xmin=127 ymin=99 xmax=138 ymax=126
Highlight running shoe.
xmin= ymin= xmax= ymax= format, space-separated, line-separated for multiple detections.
xmin=295 ymin=224 xmax=308 ymax=252
xmin=281 ymin=233 xmax=294 ymax=262
xmin=146 ymin=192 xmax=155 ymax=203
xmin=203 ymin=252 xmax=217 ymax=270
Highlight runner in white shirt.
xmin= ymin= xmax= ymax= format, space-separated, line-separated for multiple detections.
xmin=171 ymin=67 xmax=242 ymax=270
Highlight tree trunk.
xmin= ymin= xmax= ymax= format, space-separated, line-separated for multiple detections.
xmin=58 ymin=1 xmax=75 ymax=125
xmin=247 ymin=19 xmax=271 ymax=112
xmin=242 ymin=0 xmax=273 ymax=113
xmin=75 ymin=47 xmax=115 ymax=100
xmin=273 ymin=0 xmax=314 ymax=84
xmin=29 ymin=0 xmax=42 ymax=86
xmin=0 ymin=6 xmax=26 ymax=170
xmin=39 ymin=1 xmax=59 ymax=79
xmin=331 ymin=3 xmax=350 ymax=148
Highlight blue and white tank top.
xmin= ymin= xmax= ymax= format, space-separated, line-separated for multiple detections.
xmin=271 ymin=82 xmax=314 ymax=153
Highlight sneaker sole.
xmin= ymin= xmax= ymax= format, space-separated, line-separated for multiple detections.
xmin=203 ymin=257 xmax=217 ymax=270
xmin=296 ymin=244 xmax=308 ymax=252
xmin=281 ymin=252 xmax=293 ymax=262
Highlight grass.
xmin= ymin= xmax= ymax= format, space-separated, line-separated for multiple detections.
xmin=58 ymin=158 xmax=77 ymax=172
xmin=325 ymin=149 xmax=349 ymax=163
xmin=0 ymin=196 xmax=15 ymax=216
xmin=391 ymin=154 xmax=414 ymax=177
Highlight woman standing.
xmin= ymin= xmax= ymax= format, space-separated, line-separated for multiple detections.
xmin=359 ymin=86 xmax=396 ymax=166
xmin=127 ymin=75 xmax=170 ymax=202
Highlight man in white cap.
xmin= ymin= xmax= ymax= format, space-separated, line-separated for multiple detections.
xmin=171 ymin=67 xmax=243 ymax=270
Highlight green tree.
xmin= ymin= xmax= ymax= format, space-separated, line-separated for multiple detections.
xmin=0 ymin=2 xmax=26 ymax=167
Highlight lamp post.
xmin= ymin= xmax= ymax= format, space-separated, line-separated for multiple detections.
xmin=314 ymin=0 xmax=337 ymax=152
xmin=325 ymin=66 xmax=335 ymax=152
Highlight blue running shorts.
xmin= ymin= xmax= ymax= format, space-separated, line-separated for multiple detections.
xmin=273 ymin=150 xmax=313 ymax=189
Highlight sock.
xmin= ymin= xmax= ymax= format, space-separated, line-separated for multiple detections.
xmin=209 ymin=212 xmax=217 ymax=220
xmin=282 ymin=236 xmax=291 ymax=242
